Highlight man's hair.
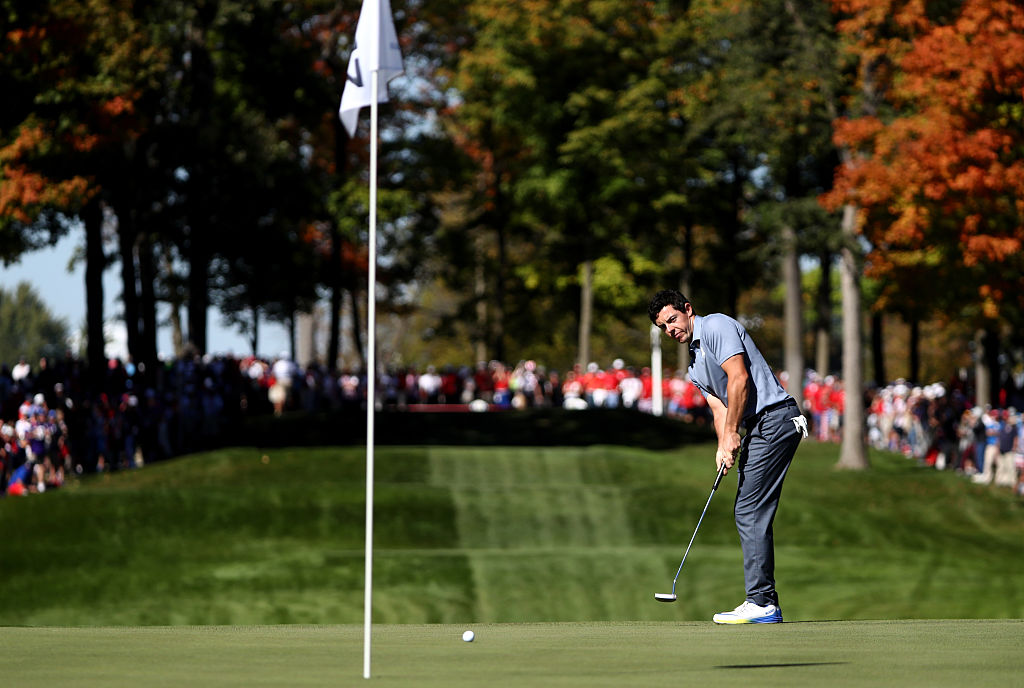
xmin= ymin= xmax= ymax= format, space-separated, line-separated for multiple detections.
xmin=648 ymin=289 xmax=690 ymax=324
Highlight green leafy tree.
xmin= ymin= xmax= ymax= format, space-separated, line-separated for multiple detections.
xmin=101 ymin=0 xmax=335 ymax=359
xmin=439 ymin=0 xmax=711 ymax=368
xmin=273 ymin=0 xmax=466 ymax=368
xmin=0 ymin=283 xmax=70 ymax=365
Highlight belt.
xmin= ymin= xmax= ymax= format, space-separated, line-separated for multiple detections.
xmin=743 ymin=397 xmax=797 ymax=429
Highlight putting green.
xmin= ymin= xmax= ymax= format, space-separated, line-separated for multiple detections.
xmin=2 ymin=620 xmax=1019 ymax=687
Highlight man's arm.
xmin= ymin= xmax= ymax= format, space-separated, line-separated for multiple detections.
xmin=712 ymin=353 xmax=750 ymax=475
xmin=705 ymin=393 xmax=728 ymax=460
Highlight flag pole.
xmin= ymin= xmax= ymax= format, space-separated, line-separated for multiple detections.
xmin=338 ymin=0 xmax=401 ymax=678
xmin=363 ymin=67 xmax=380 ymax=681
xmin=650 ymin=325 xmax=663 ymax=416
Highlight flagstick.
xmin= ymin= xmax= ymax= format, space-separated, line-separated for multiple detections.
xmin=650 ymin=325 xmax=663 ymax=416
xmin=363 ymin=68 xmax=380 ymax=681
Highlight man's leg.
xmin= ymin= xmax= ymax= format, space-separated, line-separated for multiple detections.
xmin=735 ymin=411 xmax=802 ymax=607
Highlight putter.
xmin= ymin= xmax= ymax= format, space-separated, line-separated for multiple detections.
xmin=655 ymin=463 xmax=727 ymax=603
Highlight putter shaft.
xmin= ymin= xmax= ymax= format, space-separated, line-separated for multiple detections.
xmin=660 ymin=464 xmax=726 ymax=599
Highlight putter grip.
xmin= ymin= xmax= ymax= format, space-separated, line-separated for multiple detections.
xmin=712 ymin=465 xmax=725 ymax=490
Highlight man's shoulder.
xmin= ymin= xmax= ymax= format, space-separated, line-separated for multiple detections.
xmin=700 ymin=312 xmax=740 ymax=326
xmin=699 ymin=313 xmax=743 ymax=339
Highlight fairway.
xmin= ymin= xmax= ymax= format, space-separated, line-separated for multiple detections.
xmin=2 ymin=620 xmax=1020 ymax=687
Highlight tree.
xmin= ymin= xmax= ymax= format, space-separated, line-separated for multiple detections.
xmin=1 ymin=0 xmax=168 ymax=387
xmin=440 ymin=1 xmax=718 ymax=367
xmin=114 ymin=0 xmax=339 ymax=360
xmin=283 ymin=0 xmax=466 ymax=370
xmin=0 ymin=283 xmax=70 ymax=364
xmin=692 ymin=0 xmax=848 ymax=398
xmin=826 ymin=0 xmax=1024 ymax=407
xmin=836 ymin=202 xmax=866 ymax=469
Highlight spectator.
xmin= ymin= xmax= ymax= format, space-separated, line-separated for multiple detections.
xmin=620 ymin=367 xmax=644 ymax=410
xmin=269 ymin=354 xmax=297 ymax=416
xmin=473 ymin=362 xmax=495 ymax=403
xmin=972 ymin=409 xmax=1002 ymax=483
xmin=602 ymin=359 xmax=626 ymax=409
xmin=417 ymin=366 xmax=442 ymax=404
xmin=994 ymin=410 xmax=1019 ymax=488
xmin=491 ymin=363 xmax=511 ymax=408
xmin=543 ymin=368 xmax=564 ymax=408
xmin=561 ymin=370 xmax=586 ymax=410
xmin=11 ymin=356 xmax=31 ymax=386
xmin=1015 ymin=414 xmax=1024 ymax=497
xmin=582 ymin=362 xmax=601 ymax=407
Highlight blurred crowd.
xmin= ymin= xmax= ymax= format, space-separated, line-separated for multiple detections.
xmin=369 ymin=358 xmax=712 ymax=422
xmin=864 ymin=378 xmax=1024 ymax=491
xmin=796 ymin=371 xmax=1024 ymax=497
xmin=0 ymin=353 xmax=252 ymax=496
xmin=2 ymin=352 xmax=1021 ymax=500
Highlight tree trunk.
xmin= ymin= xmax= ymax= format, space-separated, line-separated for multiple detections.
xmin=184 ymin=19 xmax=213 ymax=356
xmin=493 ymin=223 xmax=507 ymax=363
xmin=287 ymin=312 xmax=296 ymax=362
xmin=328 ymin=115 xmax=348 ymax=373
xmin=870 ymin=311 xmax=885 ymax=386
xmin=138 ymin=234 xmax=158 ymax=374
xmin=474 ymin=233 xmax=488 ymax=364
xmin=249 ymin=302 xmax=259 ymax=356
xmin=162 ymin=252 xmax=185 ymax=358
xmin=815 ymin=249 xmax=832 ymax=376
xmin=118 ymin=208 xmax=141 ymax=362
xmin=975 ymin=326 xmax=1000 ymax=408
xmin=349 ymin=286 xmax=365 ymax=370
xmin=678 ymin=220 xmax=693 ymax=371
xmin=782 ymin=225 xmax=804 ymax=408
xmin=726 ymin=158 xmax=743 ymax=316
xmin=327 ymin=230 xmax=343 ymax=372
xmin=170 ymin=306 xmax=184 ymax=357
xmin=908 ymin=315 xmax=920 ymax=384
xmin=84 ymin=198 xmax=106 ymax=393
xmin=985 ymin=327 xmax=1000 ymax=408
xmin=837 ymin=204 xmax=868 ymax=470
xmin=973 ymin=329 xmax=988 ymax=407
xmin=186 ymin=239 xmax=208 ymax=355
xmin=577 ymin=259 xmax=593 ymax=369
xmin=297 ymin=311 xmax=316 ymax=366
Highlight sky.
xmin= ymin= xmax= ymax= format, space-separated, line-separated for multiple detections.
xmin=0 ymin=233 xmax=291 ymax=361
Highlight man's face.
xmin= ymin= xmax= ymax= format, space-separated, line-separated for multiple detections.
xmin=655 ymin=304 xmax=693 ymax=344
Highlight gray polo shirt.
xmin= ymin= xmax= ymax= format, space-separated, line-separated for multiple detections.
xmin=688 ymin=313 xmax=790 ymax=420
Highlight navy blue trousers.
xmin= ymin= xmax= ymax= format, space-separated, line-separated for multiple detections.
xmin=735 ymin=401 xmax=803 ymax=607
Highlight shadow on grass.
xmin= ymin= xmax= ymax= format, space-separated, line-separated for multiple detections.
xmin=229 ymin=407 xmax=716 ymax=450
xmin=717 ymin=662 xmax=850 ymax=669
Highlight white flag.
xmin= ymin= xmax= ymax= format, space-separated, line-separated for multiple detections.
xmin=339 ymin=0 xmax=404 ymax=137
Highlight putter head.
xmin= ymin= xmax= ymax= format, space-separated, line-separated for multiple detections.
xmin=654 ymin=593 xmax=677 ymax=603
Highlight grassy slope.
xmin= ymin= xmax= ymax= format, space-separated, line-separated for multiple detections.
xmin=1 ymin=415 xmax=1022 ymax=625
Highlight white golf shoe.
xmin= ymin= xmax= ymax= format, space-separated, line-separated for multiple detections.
xmin=712 ymin=600 xmax=783 ymax=624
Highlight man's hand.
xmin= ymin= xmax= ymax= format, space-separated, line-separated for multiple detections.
xmin=716 ymin=430 xmax=742 ymax=475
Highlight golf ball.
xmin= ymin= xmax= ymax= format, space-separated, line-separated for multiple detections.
xmin=462 ymin=630 xmax=475 ymax=642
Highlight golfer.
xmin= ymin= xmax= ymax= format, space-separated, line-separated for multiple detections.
xmin=649 ymin=289 xmax=806 ymax=624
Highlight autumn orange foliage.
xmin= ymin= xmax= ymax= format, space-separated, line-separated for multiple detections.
xmin=0 ymin=1 xmax=155 ymax=230
xmin=824 ymin=0 xmax=1024 ymax=316
xmin=0 ymin=127 xmax=94 ymax=224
